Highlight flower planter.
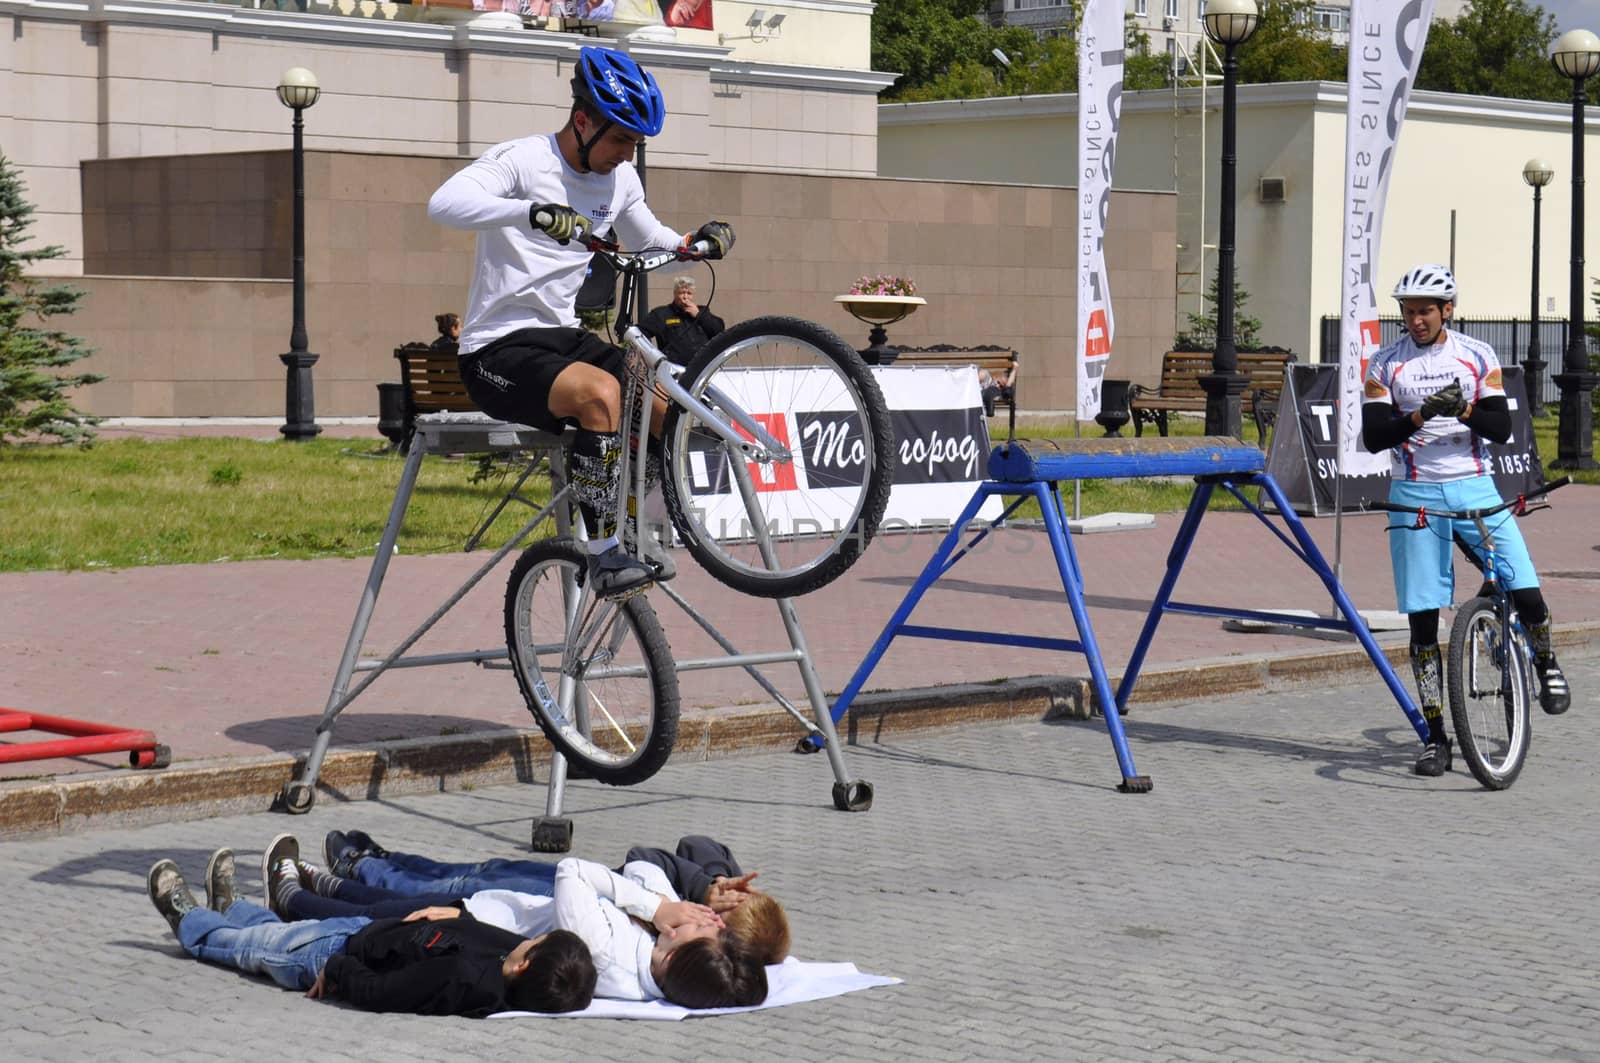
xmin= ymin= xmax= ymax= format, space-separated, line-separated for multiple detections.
xmin=834 ymin=294 xmax=926 ymax=365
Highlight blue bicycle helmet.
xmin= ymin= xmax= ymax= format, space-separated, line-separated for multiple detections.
xmin=572 ymin=46 xmax=666 ymax=137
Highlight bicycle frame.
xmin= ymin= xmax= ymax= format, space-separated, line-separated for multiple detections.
xmin=591 ymin=240 xmax=792 ymax=569
xmin=1466 ymin=515 xmax=1527 ymax=701
xmin=1366 ymin=477 xmax=1569 ymax=717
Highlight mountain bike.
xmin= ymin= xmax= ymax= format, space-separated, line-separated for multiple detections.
xmin=1367 ymin=476 xmax=1569 ymax=789
xmin=504 ymin=225 xmax=894 ymax=785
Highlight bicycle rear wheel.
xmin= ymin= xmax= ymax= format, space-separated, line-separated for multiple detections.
xmin=660 ymin=315 xmax=894 ymax=599
xmin=504 ymin=539 xmax=679 ymax=786
xmin=1447 ymin=596 xmax=1532 ymax=790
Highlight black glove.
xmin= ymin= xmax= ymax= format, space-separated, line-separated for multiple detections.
xmin=529 ymin=203 xmax=590 ymax=245
xmin=1419 ymin=380 xmax=1467 ymax=420
xmin=691 ymin=221 xmax=735 ymax=260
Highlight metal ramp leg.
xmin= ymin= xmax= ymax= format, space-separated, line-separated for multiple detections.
xmin=1113 ymin=473 xmax=1426 ymax=742
xmin=282 ymin=439 xmax=427 ymax=814
xmin=281 ymin=417 xmax=567 ymax=815
xmin=829 ymin=480 xmax=1149 ymax=792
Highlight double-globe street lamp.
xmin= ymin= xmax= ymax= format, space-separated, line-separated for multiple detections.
xmin=277 ymin=66 xmax=322 ymax=441
xmin=1549 ymin=29 xmax=1600 ymax=470
xmin=1522 ymin=158 xmax=1554 ymax=417
xmin=1199 ymin=0 xmax=1259 ymax=439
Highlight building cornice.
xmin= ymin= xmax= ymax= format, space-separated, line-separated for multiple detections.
xmin=3 ymin=0 xmax=888 ymax=91
xmin=879 ymin=79 xmax=1599 ymax=128
xmin=712 ymin=61 xmax=896 ymax=93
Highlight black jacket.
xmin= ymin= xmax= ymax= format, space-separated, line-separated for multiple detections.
xmin=641 ymin=303 xmax=725 ymax=365
xmin=323 ymin=914 xmax=523 ymax=1018
xmin=622 ymin=834 xmax=744 ymax=904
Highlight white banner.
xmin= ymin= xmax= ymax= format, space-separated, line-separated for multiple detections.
xmin=680 ymin=366 xmax=1001 ymax=542
xmin=1336 ymin=0 xmax=1434 ymax=475
xmin=1075 ymin=0 xmax=1124 ymax=422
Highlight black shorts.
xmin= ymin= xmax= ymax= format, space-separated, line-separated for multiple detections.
xmin=459 ymin=327 xmax=626 ymax=434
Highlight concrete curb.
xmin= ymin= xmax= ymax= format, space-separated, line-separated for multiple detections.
xmin=4 ymin=623 xmax=1595 ymax=840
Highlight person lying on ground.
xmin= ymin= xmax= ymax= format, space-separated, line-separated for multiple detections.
xmin=145 ymin=846 xmax=595 ymax=1018
xmin=272 ymin=835 xmax=767 ymax=1007
xmin=325 ymin=828 xmax=789 ymax=963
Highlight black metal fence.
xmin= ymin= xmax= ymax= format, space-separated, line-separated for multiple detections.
xmin=1317 ymin=316 xmax=1574 ymax=406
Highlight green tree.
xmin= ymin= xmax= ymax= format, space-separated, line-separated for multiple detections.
xmin=1175 ymin=269 xmax=1264 ymax=351
xmin=1233 ymin=0 xmax=1347 ymax=85
xmin=873 ymin=0 xmax=1034 ymax=100
xmin=890 ymin=8 xmax=1168 ymax=103
xmin=0 ymin=153 xmax=101 ymax=445
xmin=1415 ymin=0 xmax=1569 ymax=104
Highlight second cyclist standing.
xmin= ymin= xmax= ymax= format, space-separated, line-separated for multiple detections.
xmin=1362 ymin=263 xmax=1572 ymax=779
xmin=427 ymin=45 xmax=734 ymax=600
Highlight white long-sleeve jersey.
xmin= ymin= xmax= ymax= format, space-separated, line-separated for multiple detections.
xmin=427 ymin=133 xmax=683 ymax=352
xmin=459 ymin=857 xmax=679 ymax=1002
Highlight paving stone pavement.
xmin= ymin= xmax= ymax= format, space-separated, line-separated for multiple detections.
xmin=4 ymin=653 xmax=1598 ymax=1062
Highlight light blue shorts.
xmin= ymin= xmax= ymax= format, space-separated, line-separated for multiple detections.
xmin=1386 ymin=476 xmax=1539 ymax=614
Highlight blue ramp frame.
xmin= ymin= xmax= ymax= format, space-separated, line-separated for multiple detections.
xmin=827 ymin=439 xmax=1427 ymax=792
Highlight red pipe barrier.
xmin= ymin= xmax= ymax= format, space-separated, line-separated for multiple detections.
xmin=0 ymin=707 xmax=168 ymax=768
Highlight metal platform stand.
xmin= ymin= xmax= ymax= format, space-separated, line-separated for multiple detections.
xmin=825 ymin=437 xmax=1427 ymax=792
xmin=281 ymin=412 xmax=870 ymax=853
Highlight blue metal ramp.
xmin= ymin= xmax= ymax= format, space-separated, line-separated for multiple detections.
xmin=828 ymin=437 xmax=1427 ymax=791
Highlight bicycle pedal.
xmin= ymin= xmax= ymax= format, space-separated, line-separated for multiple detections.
xmin=600 ymin=580 xmax=654 ymax=603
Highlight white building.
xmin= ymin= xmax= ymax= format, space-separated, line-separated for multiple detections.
xmin=879 ymin=80 xmax=1600 ymax=362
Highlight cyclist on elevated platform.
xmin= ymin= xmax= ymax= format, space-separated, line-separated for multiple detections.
xmin=1362 ymin=263 xmax=1571 ymax=778
xmin=428 ymin=45 xmax=733 ymax=599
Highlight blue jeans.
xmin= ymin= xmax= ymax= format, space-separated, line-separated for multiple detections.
xmin=354 ymin=851 xmax=557 ymax=897
xmin=285 ymin=877 xmax=465 ymax=921
xmin=177 ymin=899 xmax=370 ymax=991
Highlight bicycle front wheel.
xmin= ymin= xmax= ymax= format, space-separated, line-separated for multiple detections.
xmin=504 ymin=539 xmax=680 ymax=786
xmin=1447 ymin=596 xmax=1532 ymax=790
xmin=660 ymin=315 xmax=894 ymax=598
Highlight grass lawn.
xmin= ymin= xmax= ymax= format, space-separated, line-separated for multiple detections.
xmin=0 ymin=437 xmax=552 ymax=572
xmin=0 ymin=411 xmax=1593 ymax=573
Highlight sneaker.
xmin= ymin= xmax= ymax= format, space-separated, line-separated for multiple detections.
xmin=1413 ymin=737 xmax=1453 ymax=777
xmin=324 ymin=830 xmax=362 ymax=879
xmin=585 ymin=541 xmax=655 ymax=599
xmin=261 ymin=833 xmax=299 ymax=908
xmin=264 ymin=855 xmax=302 ymax=919
xmin=204 ymin=847 xmax=238 ymax=913
xmin=1538 ymin=659 xmax=1571 ymax=715
xmin=147 ymin=858 xmax=200 ymax=937
xmin=343 ymin=829 xmax=389 ymax=860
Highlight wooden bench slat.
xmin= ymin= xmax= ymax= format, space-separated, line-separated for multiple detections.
xmin=393 ymin=343 xmax=486 ymax=439
xmin=1126 ymin=349 xmax=1294 ymax=445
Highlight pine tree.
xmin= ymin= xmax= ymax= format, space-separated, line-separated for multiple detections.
xmin=0 ymin=152 xmax=102 ymax=445
xmin=1174 ymin=269 xmax=1264 ymax=352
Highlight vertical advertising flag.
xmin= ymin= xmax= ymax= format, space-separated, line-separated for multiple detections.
xmin=1076 ymin=0 xmax=1124 ymax=422
xmin=1336 ymin=0 xmax=1434 ymax=475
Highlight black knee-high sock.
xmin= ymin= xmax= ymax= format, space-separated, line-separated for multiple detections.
xmin=569 ymin=429 xmax=621 ymax=540
xmin=1410 ymin=643 xmax=1446 ymax=743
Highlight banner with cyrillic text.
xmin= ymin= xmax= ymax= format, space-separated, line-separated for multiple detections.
xmin=677 ymin=366 xmax=1002 ymax=542
xmin=1075 ymin=0 xmax=1124 ymax=422
xmin=1337 ymin=0 xmax=1434 ymax=475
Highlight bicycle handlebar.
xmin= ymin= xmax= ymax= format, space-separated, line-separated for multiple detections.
xmin=1362 ymin=476 xmax=1571 ymax=522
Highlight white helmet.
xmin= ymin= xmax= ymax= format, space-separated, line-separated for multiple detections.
xmin=1392 ymin=263 xmax=1457 ymax=304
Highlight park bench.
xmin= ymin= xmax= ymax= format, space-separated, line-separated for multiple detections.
xmin=891 ymin=344 xmax=1020 ymax=414
xmin=1128 ymin=349 xmax=1294 ymax=446
xmin=384 ymin=342 xmax=476 ymax=451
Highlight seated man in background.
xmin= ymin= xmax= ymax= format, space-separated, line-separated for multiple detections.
xmin=641 ymin=275 xmax=724 ymax=366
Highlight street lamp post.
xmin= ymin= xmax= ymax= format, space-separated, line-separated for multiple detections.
xmin=1522 ymin=157 xmax=1554 ymax=416
xmin=1549 ymin=29 xmax=1600 ymax=469
xmin=1199 ymin=0 xmax=1259 ymax=439
xmin=277 ymin=66 xmax=322 ymax=441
